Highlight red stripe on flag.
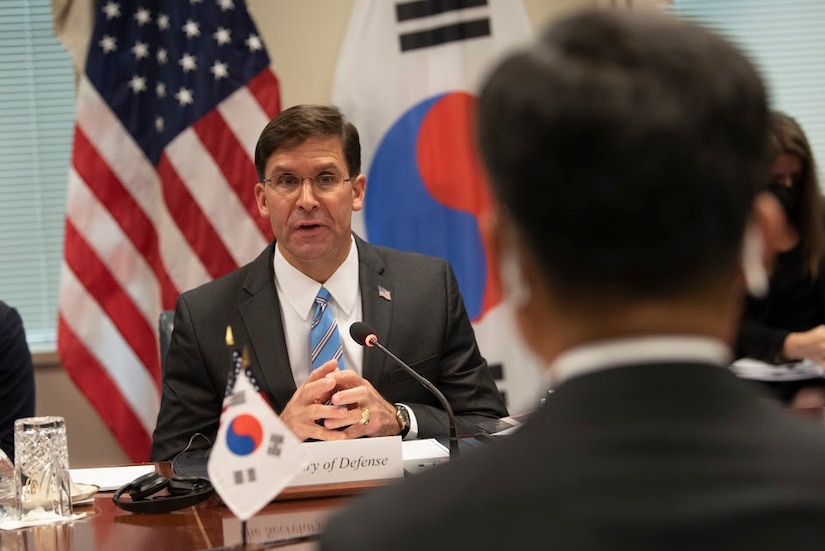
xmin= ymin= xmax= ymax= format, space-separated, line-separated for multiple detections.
xmin=246 ymin=68 xmax=281 ymax=120
xmin=192 ymin=110 xmax=273 ymax=240
xmin=72 ymin=128 xmax=179 ymax=309
xmin=156 ymin=152 xmax=239 ymax=279
xmin=58 ymin=316 xmax=152 ymax=462
xmin=63 ymin=221 xmax=162 ymax=387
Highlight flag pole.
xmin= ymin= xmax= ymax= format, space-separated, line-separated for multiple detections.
xmin=240 ymin=343 xmax=251 ymax=548
xmin=210 ymin=327 xmax=308 ymax=538
xmin=225 ymin=325 xmax=247 ymax=548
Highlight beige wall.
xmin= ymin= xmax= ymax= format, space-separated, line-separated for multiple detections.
xmin=39 ymin=0 xmax=596 ymax=468
xmin=252 ymin=0 xmax=593 ymax=108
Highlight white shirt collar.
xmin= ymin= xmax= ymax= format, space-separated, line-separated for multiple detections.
xmin=273 ymin=236 xmax=359 ymax=320
xmin=551 ymin=335 xmax=732 ymax=386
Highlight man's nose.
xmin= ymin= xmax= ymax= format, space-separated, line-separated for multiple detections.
xmin=296 ymin=179 xmax=319 ymax=208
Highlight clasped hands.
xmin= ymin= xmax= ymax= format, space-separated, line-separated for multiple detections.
xmin=280 ymin=359 xmax=402 ymax=442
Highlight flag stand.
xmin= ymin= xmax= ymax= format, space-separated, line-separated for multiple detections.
xmin=209 ymin=326 xmax=311 ymax=546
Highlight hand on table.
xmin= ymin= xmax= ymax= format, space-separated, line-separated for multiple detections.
xmin=279 ymin=360 xmax=349 ymax=441
xmin=279 ymin=361 xmax=403 ymax=441
xmin=784 ymin=325 xmax=825 ymax=365
xmin=324 ymin=368 xmax=403 ymax=439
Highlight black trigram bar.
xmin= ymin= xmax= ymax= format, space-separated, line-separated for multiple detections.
xmin=268 ymin=433 xmax=284 ymax=457
xmin=396 ymin=0 xmax=487 ymax=22
xmin=227 ymin=391 xmax=246 ymax=407
xmin=232 ymin=467 xmax=256 ymax=485
xmin=399 ymin=19 xmax=490 ymax=52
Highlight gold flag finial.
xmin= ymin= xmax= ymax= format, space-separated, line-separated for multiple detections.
xmin=225 ymin=326 xmax=234 ymax=347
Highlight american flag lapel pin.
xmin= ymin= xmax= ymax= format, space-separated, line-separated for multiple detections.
xmin=378 ymin=285 xmax=392 ymax=301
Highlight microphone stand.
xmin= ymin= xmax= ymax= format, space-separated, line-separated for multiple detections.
xmin=368 ymin=339 xmax=460 ymax=460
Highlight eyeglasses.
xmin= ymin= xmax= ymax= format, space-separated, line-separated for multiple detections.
xmin=261 ymin=174 xmax=354 ymax=195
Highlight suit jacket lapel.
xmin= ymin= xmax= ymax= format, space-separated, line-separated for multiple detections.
xmin=238 ymin=242 xmax=297 ymax=411
xmin=356 ymin=236 xmax=393 ymax=386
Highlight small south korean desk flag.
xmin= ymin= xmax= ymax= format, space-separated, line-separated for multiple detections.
xmin=208 ymin=328 xmax=309 ymax=520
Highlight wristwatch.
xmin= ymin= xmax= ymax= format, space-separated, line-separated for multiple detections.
xmin=395 ymin=404 xmax=411 ymax=438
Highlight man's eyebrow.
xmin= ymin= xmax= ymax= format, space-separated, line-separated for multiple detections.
xmin=270 ymin=162 xmax=341 ymax=174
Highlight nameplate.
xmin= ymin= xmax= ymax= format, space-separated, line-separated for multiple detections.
xmin=289 ymin=436 xmax=403 ymax=486
xmin=222 ymin=503 xmax=337 ymax=546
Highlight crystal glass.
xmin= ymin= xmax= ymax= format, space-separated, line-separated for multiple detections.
xmin=0 ymin=445 xmax=18 ymax=522
xmin=14 ymin=417 xmax=72 ymax=517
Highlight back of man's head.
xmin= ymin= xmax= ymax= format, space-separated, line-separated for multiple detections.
xmin=478 ymin=10 xmax=769 ymax=308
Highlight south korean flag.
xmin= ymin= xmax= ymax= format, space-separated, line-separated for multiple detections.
xmin=208 ymin=347 xmax=309 ymax=520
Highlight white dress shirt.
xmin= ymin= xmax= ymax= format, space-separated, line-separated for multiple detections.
xmin=550 ymin=335 xmax=733 ymax=387
xmin=273 ymin=237 xmax=363 ymax=387
xmin=272 ymin=237 xmax=419 ymax=438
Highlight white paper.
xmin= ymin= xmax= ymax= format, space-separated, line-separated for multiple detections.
xmin=729 ymin=357 xmax=825 ymax=382
xmin=69 ymin=464 xmax=156 ymax=491
xmin=400 ymin=438 xmax=449 ymax=475
xmin=401 ymin=438 xmax=448 ymax=462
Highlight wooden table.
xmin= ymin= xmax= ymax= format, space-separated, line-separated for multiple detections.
xmin=0 ymin=470 xmax=391 ymax=551
xmin=0 ymin=492 xmax=353 ymax=551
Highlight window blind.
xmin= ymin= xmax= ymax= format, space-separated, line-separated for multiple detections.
xmin=670 ymin=0 xmax=825 ymax=184
xmin=0 ymin=0 xmax=75 ymax=352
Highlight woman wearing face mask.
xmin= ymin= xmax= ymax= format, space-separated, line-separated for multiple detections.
xmin=735 ymin=111 xmax=825 ymax=408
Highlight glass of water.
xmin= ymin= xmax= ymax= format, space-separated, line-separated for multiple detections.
xmin=0 ymin=445 xmax=17 ymax=522
xmin=14 ymin=416 xmax=72 ymax=517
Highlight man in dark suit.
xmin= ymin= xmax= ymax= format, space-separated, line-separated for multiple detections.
xmin=0 ymin=301 xmax=35 ymax=463
xmin=151 ymin=105 xmax=506 ymax=461
xmin=321 ymin=9 xmax=825 ymax=551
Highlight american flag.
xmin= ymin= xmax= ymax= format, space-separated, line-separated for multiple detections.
xmin=57 ymin=0 xmax=279 ymax=461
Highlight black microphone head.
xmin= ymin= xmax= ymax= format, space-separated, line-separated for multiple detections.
xmin=350 ymin=322 xmax=377 ymax=347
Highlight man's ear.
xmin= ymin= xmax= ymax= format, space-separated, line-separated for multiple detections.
xmin=491 ymin=208 xmax=531 ymax=309
xmin=741 ymin=222 xmax=767 ymax=298
xmin=254 ymin=182 xmax=269 ymax=216
xmin=752 ymin=191 xmax=788 ymax=263
xmin=491 ymin=209 xmax=562 ymax=364
xmin=351 ymin=174 xmax=367 ymax=212
xmin=743 ymin=191 xmax=786 ymax=297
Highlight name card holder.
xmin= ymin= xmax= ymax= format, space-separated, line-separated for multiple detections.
xmin=290 ymin=436 xmax=403 ymax=487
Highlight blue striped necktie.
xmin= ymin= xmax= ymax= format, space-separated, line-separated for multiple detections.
xmin=310 ymin=287 xmax=344 ymax=371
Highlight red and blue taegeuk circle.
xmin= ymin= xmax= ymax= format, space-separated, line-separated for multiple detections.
xmin=366 ymin=92 xmax=501 ymax=321
xmin=225 ymin=413 xmax=263 ymax=456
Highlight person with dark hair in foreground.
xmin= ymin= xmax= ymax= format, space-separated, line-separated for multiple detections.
xmin=151 ymin=104 xmax=506 ymax=461
xmin=321 ymin=9 xmax=825 ymax=551
xmin=0 ymin=301 xmax=35 ymax=463
xmin=735 ymin=111 xmax=825 ymax=408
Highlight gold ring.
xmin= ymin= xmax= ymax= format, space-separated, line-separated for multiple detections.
xmin=359 ymin=407 xmax=370 ymax=426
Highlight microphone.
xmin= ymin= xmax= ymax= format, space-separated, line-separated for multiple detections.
xmin=349 ymin=322 xmax=460 ymax=460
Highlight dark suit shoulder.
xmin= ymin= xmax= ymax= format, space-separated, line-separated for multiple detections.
xmin=0 ymin=301 xmax=23 ymax=348
xmin=359 ymin=239 xmax=450 ymax=276
xmin=322 ymin=365 xmax=825 ymax=551
xmin=176 ymin=243 xmax=274 ymax=314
